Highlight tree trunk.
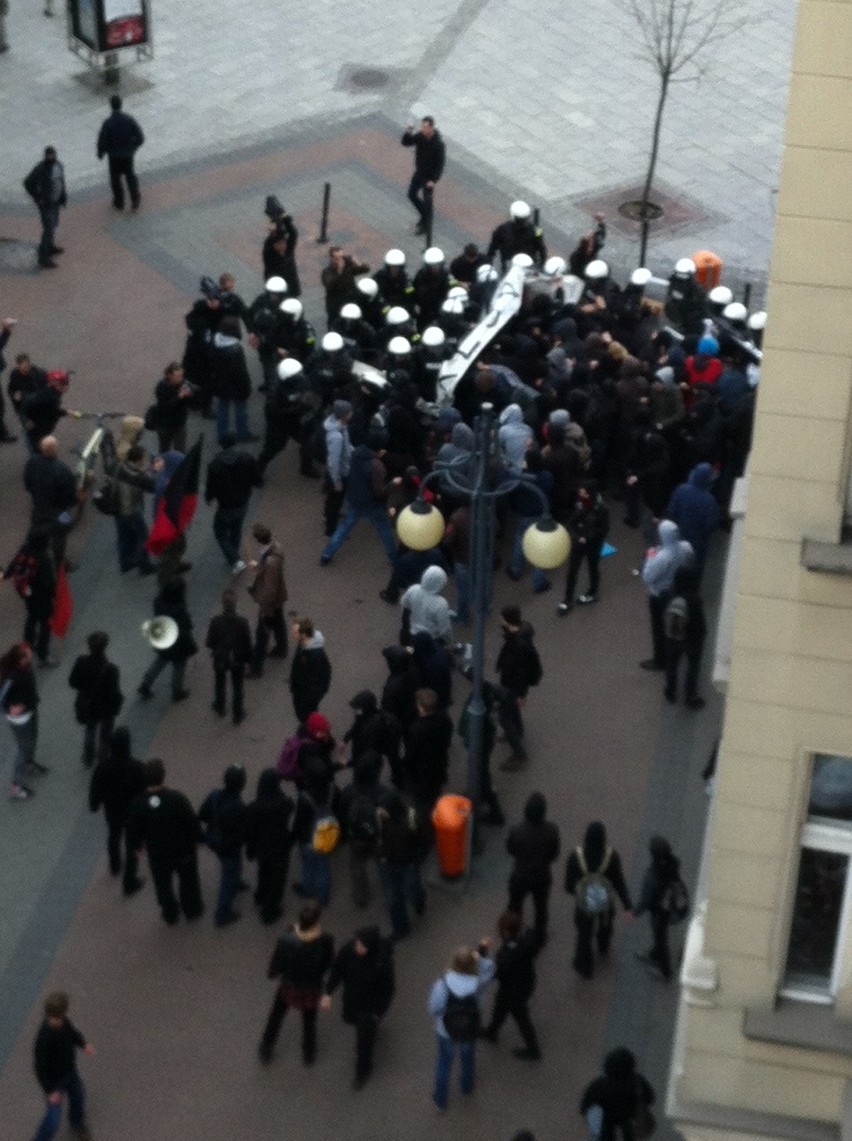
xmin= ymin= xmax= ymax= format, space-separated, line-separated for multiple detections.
xmin=639 ymin=69 xmax=671 ymax=263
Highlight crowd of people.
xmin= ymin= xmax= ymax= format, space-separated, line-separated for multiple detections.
xmin=0 ymin=175 xmax=762 ymax=1139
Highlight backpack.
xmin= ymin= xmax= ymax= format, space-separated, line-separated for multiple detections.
xmin=303 ymin=792 xmax=341 ymax=854
xmin=276 ymin=732 xmax=306 ymax=782
xmin=574 ymin=847 xmax=614 ymax=915
xmin=348 ymin=792 xmax=380 ymax=849
xmin=664 ymin=595 xmax=688 ymax=641
xmin=661 ymin=875 xmax=690 ymax=923
xmin=8 ymin=550 xmax=37 ymax=599
xmin=92 ymin=478 xmax=118 ymax=516
xmin=441 ymin=978 xmax=480 ymax=1042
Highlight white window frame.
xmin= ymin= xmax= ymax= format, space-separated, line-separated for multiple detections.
xmin=780 ymin=818 xmax=852 ymax=1004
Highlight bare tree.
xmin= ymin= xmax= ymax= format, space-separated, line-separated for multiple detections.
xmin=623 ymin=0 xmax=748 ymax=262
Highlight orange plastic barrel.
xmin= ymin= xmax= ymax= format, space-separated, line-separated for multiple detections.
xmin=692 ymin=250 xmax=723 ymax=290
xmin=432 ymin=794 xmax=472 ymax=878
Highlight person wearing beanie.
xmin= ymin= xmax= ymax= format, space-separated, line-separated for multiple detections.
xmin=505 ymin=792 xmax=561 ymax=940
xmin=322 ymin=400 xmax=353 ymax=537
xmin=320 ymin=430 xmax=400 ymax=567
xmin=289 ymin=618 xmax=332 ymax=724
xmin=682 ymin=336 xmax=723 ymax=408
xmin=322 ymin=925 xmax=395 ymax=1089
xmin=199 ymin=764 xmax=248 ymax=927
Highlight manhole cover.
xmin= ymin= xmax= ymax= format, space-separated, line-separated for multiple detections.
xmin=350 ymin=68 xmax=390 ymax=90
xmin=619 ymin=199 xmax=664 ymax=222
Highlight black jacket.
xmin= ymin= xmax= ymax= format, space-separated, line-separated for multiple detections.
xmin=507 ymin=819 xmax=561 ymax=884
xmin=33 ymin=1018 xmax=86 ymax=1094
xmin=199 ymin=787 xmax=247 ymax=859
xmin=153 ymin=378 xmax=190 ymax=434
xmin=580 ymin=1072 xmax=655 ymax=1141
xmin=24 ymin=159 xmax=67 ymax=209
xmin=246 ymin=772 xmax=294 ymax=864
xmin=205 ymin=612 xmax=252 ymax=670
xmin=89 ymin=751 xmax=146 ymax=821
xmin=401 ymin=128 xmax=446 ymax=182
xmin=97 ymin=110 xmax=144 ymax=158
xmin=493 ymin=931 xmax=540 ymax=1004
xmin=24 ymin=452 xmax=77 ymax=526
xmin=289 ymin=643 xmax=332 ymax=710
xmin=381 ymin=646 xmax=419 ymax=729
xmin=268 ymin=928 xmax=335 ymax=989
xmin=404 ymin=711 xmax=453 ymax=804
xmin=127 ymin=786 xmax=201 ymax=860
xmin=68 ymin=653 xmax=123 ymax=724
xmin=496 ymin=624 xmax=541 ymax=699
xmin=210 ymin=336 xmax=252 ymax=401
xmin=151 ymin=581 xmax=196 ymax=663
xmin=326 ymin=930 xmax=395 ymax=1023
xmin=205 ymin=447 xmax=262 ymax=509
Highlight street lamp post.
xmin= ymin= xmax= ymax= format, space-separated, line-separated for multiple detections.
xmin=397 ymin=403 xmax=570 ymax=854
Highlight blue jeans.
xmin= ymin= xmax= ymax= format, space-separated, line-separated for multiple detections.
xmin=212 ymin=504 xmax=246 ymax=566
xmin=9 ymin=712 xmax=38 ymax=785
xmin=216 ymin=399 xmax=249 ymax=442
xmin=216 ymin=854 xmax=242 ymax=922
xmin=379 ymin=861 xmax=425 ymax=939
xmin=37 ymin=204 xmax=60 ymax=265
xmin=299 ymin=843 xmax=331 ymax=905
xmin=509 ymin=516 xmax=549 ymax=590
xmin=34 ymin=1068 xmax=86 ymax=1140
xmin=322 ymin=504 xmax=397 ymax=565
xmin=433 ymin=1034 xmax=475 ymax=1109
xmin=454 ymin=562 xmax=471 ymax=624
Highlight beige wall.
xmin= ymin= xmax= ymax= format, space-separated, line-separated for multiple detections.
xmin=674 ymin=0 xmax=852 ymax=1129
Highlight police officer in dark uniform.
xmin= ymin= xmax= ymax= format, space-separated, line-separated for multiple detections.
xmin=413 ymin=247 xmax=451 ymax=330
xmin=246 ymin=277 xmax=288 ymax=391
xmin=374 ymin=249 xmax=415 ymax=312
xmin=664 ymin=258 xmax=707 ymax=334
xmin=258 ymin=359 xmax=316 ymax=477
xmin=127 ymin=758 xmax=204 ymax=926
xmin=307 ymin=333 xmax=355 ymax=408
xmin=275 ymin=298 xmax=316 ymax=364
xmin=331 ymin=303 xmax=378 ymax=364
xmin=262 ymin=200 xmax=301 ymax=297
xmin=487 ymin=201 xmax=547 ymax=271
xmin=412 ymin=326 xmax=450 ymax=402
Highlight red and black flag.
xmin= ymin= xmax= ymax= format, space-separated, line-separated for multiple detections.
xmin=146 ymin=439 xmax=202 ymax=557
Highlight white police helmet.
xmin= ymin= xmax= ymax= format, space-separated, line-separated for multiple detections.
xmin=510 ymin=200 xmax=531 ymax=220
xmin=511 ymin=253 xmax=534 ymax=270
xmin=322 ymin=331 xmax=344 ymax=352
xmin=423 ymin=247 xmax=445 ymax=266
xmin=675 ymin=257 xmax=696 ymax=276
xmin=421 ymin=326 xmax=446 ymax=348
xmin=723 ymin=301 xmax=748 ymax=325
xmin=476 ymin=265 xmax=499 ymax=285
xmin=543 ymin=256 xmax=567 ymax=277
xmin=386 ymin=306 xmax=410 ymax=326
xmin=356 ymin=277 xmax=379 ymax=299
xmin=277 ymin=359 xmax=303 ymax=380
xmin=585 ymin=259 xmax=609 ymax=280
xmin=747 ymin=310 xmax=767 ymax=332
xmin=388 ymin=336 xmax=411 ymax=355
xmin=384 ymin=248 xmax=406 ymax=267
xmin=441 ymin=298 xmax=466 ymax=316
xmin=340 ymin=303 xmax=362 ymax=321
xmin=280 ymin=298 xmax=303 ymax=318
xmin=265 ymin=276 xmax=287 ymax=294
xmin=708 ymin=285 xmax=733 ymax=307
xmin=447 ymin=286 xmax=468 ymax=302
xmin=630 ymin=268 xmax=652 ymax=288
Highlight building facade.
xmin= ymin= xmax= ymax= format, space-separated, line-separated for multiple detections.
xmin=669 ymin=2 xmax=852 ymax=1138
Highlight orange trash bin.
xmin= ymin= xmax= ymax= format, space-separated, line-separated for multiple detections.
xmin=692 ymin=250 xmax=723 ymax=290
xmin=432 ymin=794 xmax=472 ymax=878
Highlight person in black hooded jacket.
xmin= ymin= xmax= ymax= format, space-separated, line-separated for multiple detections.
xmin=199 ymin=764 xmax=248 ymax=927
xmin=506 ymin=792 xmax=561 ymax=941
xmin=565 ymin=821 xmax=632 ymax=980
xmin=633 ymin=835 xmax=681 ymax=981
xmin=322 ymin=925 xmax=395 ymax=1089
xmin=338 ymin=750 xmax=389 ymax=910
xmin=580 ymin=1046 xmax=655 ymax=1141
xmin=381 ymin=645 xmax=418 ymax=731
xmin=482 ymin=910 xmax=542 ymax=1060
xmin=245 ymin=767 xmax=294 ymax=924
xmin=88 ymin=726 xmax=146 ymax=894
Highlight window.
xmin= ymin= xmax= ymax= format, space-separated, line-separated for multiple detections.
xmin=782 ymin=755 xmax=852 ymax=1003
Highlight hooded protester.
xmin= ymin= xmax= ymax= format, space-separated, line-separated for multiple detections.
xmin=380 ymin=648 xmax=418 ymax=787
xmin=498 ymin=404 xmax=533 ymax=475
xmin=343 ymin=690 xmax=399 ymax=771
xmin=663 ymin=566 xmax=707 ymax=709
xmin=289 ymin=618 xmax=332 ymax=724
xmin=291 ymin=712 xmax=340 ymax=906
xmin=649 ymin=365 xmax=684 ymax=434
xmin=565 ymin=822 xmax=632 ymax=980
xmin=640 ymin=520 xmax=693 ymax=671
xmin=210 ymin=315 xmax=255 ymax=445
xmin=559 ymin=481 xmax=609 ymax=612
xmin=634 ymin=835 xmax=684 ymax=981
xmin=114 ymin=414 xmax=145 ymax=463
xmin=410 ymin=631 xmax=452 ymax=711
xmin=68 ymin=631 xmax=124 ymax=768
xmin=665 ymin=462 xmax=719 ymax=571
xmin=427 ymin=940 xmax=496 ymax=1111
xmin=199 ymin=763 xmax=248 ymax=927
xmin=88 ymin=726 xmax=146 ymax=894
xmin=338 ymin=748 xmax=388 ymax=909
xmin=482 ymin=910 xmax=542 ymax=1060
xmin=404 ymin=687 xmax=453 ymax=809
xmin=400 ymin=565 xmax=452 ymax=644
xmin=580 ymin=1047 xmax=655 ymax=1141
xmin=245 ymin=767 xmax=294 ymax=925
xmin=380 ymin=545 xmax=447 ymax=606
xmin=495 ymin=606 xmax=543 ymax=770
xmin=137 ymin=577 xmax=196 ymax=702
xmin=322 ymin=925 xmax=395 ymax=1089
xmin=505 ymin=792 xmax=561 ymax=941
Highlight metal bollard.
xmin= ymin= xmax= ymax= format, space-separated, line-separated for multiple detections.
xmin=317 ymin=182 xmax=331 ymax=244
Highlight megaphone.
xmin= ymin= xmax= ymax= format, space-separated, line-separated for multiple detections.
xmin=141 ymin=616 xmax=179 ymax=650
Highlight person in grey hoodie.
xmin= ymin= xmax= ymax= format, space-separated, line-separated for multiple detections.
xmin=498 ymin=404 xmax=533 ymax=475
xmin=640 ymin=520 xmax=693 ymax=670
xmin=428 ymin=940 xmax=496 ymax=1111
xmin=210 ymin=315 xmax=256 ymax=445
xmin=401 ymin=566 xmax=452 ymax=643
xmin=323 ymin=400 xmax=353 ymax=536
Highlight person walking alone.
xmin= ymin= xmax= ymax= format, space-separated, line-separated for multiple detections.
xmin=68 ymin=631 xmax=124 ymax=768
xmin=96 ymin=94 xmax=144 ymax=211
xmin=1 ymin=641 xmax=45 ymax=800
xmin=23 ymin=147 xmax=67 ymax=269
xmin=401 ymin=117 xmax=446 ymax=237
xmin=31 ymin=991 xmax=95 ymax=1141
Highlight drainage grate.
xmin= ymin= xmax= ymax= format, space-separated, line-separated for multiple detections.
xmin=336 ymin=64 xmax=400 ymax=93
